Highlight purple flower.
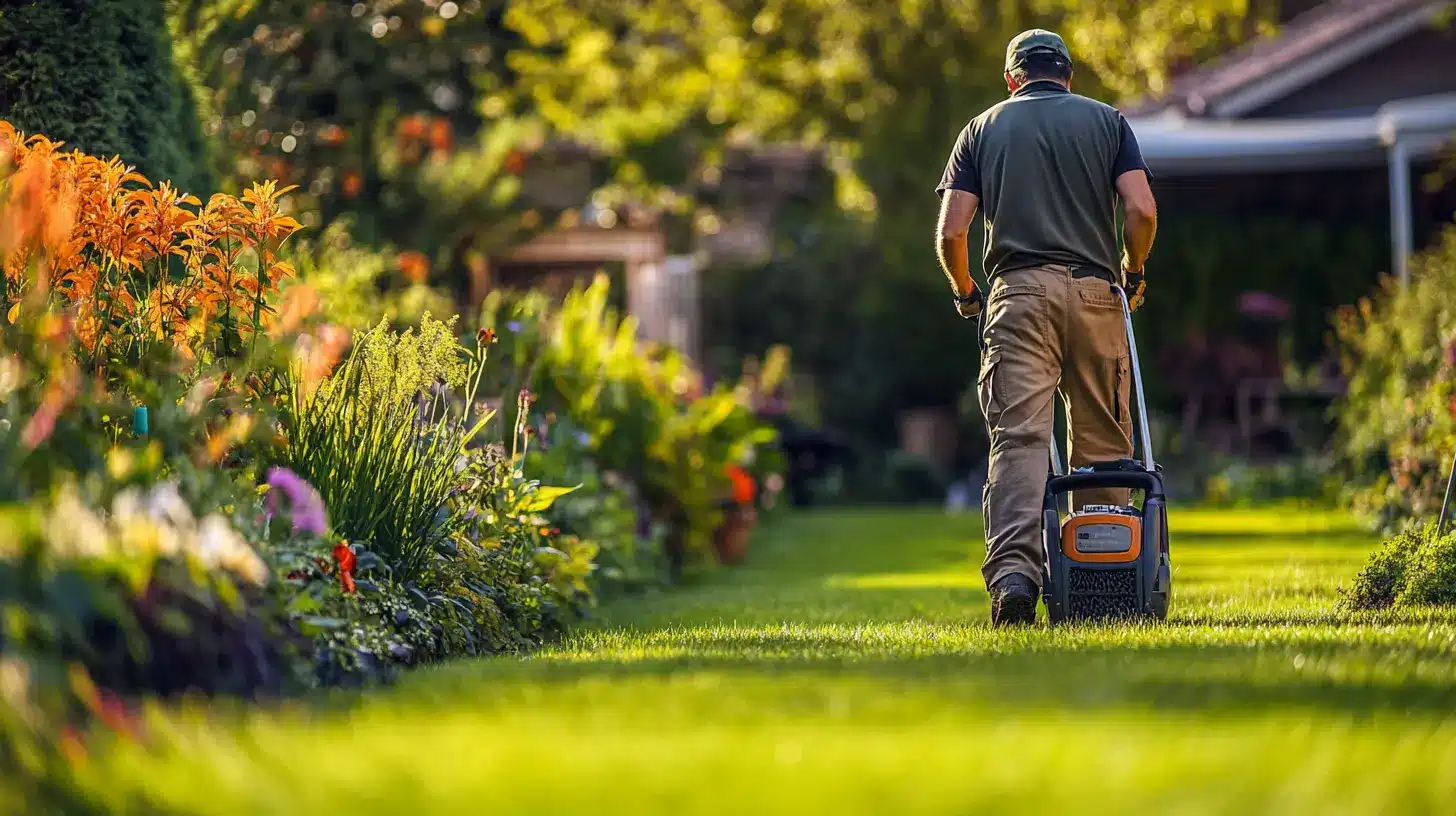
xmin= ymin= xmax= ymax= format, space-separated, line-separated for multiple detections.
xmin=265 ymin=467 xmax=329 ymax=536
xmin=506 ymin=321 xmax=523 ymax=333
xmin=574 ymin=430 xmax=591 ymax=447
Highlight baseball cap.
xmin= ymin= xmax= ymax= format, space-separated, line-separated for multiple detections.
xmin=1005 ymin=29 xmax=1072 ymax=73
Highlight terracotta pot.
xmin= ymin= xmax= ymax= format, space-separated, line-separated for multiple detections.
xmin=712 ymin=505 xmax=758 ymax=565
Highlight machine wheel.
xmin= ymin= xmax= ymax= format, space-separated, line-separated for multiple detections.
xmin=1042 ymin=508 xmax=1064 ymax=623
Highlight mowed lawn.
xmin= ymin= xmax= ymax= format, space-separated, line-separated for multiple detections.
xmin=91 ymin=507 xmax=1456 ymax=814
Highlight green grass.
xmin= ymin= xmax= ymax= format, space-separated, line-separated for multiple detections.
xmin=89 ymin=506 xmax=1456 ymax=814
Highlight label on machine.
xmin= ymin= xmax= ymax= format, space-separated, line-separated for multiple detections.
xmin=1074 ymin=523 xmax=1134 ymax=554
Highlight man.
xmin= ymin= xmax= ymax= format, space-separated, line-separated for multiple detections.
xmin=934 ymin=29 xmax=1159 ymax=626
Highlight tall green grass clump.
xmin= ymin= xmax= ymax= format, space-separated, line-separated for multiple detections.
xmin=1342 ymin=522 xmax=1456 ymax=611
xmin=277 ymin=315 xmax=488 ymax=581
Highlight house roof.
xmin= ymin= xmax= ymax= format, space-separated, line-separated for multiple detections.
xmin=1126 ymin=0 xmax=1452 ymax=118
xmin=1129 ymin=93 xmax=1456 ymax=174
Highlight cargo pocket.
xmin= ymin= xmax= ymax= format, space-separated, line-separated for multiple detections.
xmin=1078 ymin=287 xmax=1122 ymax=311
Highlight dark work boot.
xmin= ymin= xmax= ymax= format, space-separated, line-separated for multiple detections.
xmin=989 ymin=573 xmax=1039 ymax=626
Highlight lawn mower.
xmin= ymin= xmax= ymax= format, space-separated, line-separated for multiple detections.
xmin=1042 ymin=285 xmax=1171 ymax=623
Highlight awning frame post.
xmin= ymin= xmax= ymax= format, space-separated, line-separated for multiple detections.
xmin=1386 ymin=135 xmax=1413 ymax=286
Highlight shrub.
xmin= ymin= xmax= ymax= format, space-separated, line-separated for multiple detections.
xmin=0 ymin=0 xmax=209 ymax=190
xmin=1201 ymin=455 xmax=1339 ymax=507
xmin=275 ymin=315 xmax=485 ymax=582
xmin=0 ymin=481 xmax=291 ymax=697
xmin=284 ymin=219 xmax=456 ymax=331
xmin=526 ymin=420 xmax=665 ymax=592
xmin=1342 ymin=523 xmax=1456 ymax=612
xmin=482 ymin=276 xmax=779 ymax=575
xmin=1333 ymin=224 xmax=1456 ymax=531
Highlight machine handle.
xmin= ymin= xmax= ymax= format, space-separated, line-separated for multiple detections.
xmin=1046 ymin=470 xmax=1163 ymax=498
xmin=1115 ymin=285 xmax=1156 ymax=473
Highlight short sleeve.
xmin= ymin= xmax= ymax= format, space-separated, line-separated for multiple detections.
xmin=1112 ymin=114 xmax=1152 ymax=181
xmin=936 ymin=124 xmax=981 ymax=199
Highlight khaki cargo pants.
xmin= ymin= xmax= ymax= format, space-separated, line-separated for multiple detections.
xmin=978 ymin=263 xmax=1133 ymax=590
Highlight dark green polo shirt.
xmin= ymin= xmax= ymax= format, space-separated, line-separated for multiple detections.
xmin=937 ymin=80 xmax=1150 ymax=280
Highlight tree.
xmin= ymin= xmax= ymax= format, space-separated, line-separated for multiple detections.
xmin=0 ymin=0 xmax=209 ymax=190
xmin=502 ymin=0 xmax=1274 ymax=440
xmin=171 ymin=0 xmax=547 ymax=301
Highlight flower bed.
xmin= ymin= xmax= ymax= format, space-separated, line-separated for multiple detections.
xmin=0 ymin=121 xmax=782 ymax=809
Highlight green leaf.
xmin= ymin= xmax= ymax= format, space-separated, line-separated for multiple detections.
xmin=518 ymin=484 xmax=582 ymax=512
xmin=300 ymin=615 xmax=347 ymax=632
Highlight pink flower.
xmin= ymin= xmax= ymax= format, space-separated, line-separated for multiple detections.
xmin=265 ymin=467 xmax=329 ymax=536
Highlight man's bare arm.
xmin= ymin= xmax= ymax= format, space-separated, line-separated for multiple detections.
xmin=936 ymin=189 xmax=980 ymax=298
xmin=1116 ymin=169 xmax=1157 ymax=272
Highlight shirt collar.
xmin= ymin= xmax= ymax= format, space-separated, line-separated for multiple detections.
xmin=1011 ymin=80 xmax=1070 ymax=98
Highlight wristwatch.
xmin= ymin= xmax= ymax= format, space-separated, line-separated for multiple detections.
xmin=953 ymin=287 xmax=984 ymax=317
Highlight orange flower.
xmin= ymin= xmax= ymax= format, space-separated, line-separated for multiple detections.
xmin=271 ymin=283 xmax=319 ymax=337
xmin=341 ymin=171 xmax=363 ymax=198
xmin=397 ymin=250 xmax=430 ymax=284
xmin=59 ymin=725 xmax=88 ymax=767
xmin=318 ymin=124 xmax=348 ymax=147
xmin=0 ymin=119 xmax=304 ymax=362
xmin=397 ymin=114 xmax=428 ymax=141
xmin=295 ymin=323 xmax=352 ymax=396
xmin=427 ymin=118 xmax=454 ymax=157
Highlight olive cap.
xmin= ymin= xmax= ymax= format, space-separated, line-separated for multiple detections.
xmin=1005 ymin=29 xmax=1072 ymax=73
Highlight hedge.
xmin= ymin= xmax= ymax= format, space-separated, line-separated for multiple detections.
xmin=0 ymin=0 xmax=208 ymax=190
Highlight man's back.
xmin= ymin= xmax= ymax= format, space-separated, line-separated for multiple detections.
xmin=940 ymin=80 xmax=1141 ymax=280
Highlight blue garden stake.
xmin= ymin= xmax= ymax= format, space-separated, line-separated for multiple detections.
xmin=132 ymin=405 xmax=149 ymax=437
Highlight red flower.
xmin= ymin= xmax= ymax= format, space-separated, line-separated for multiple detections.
xmin=477 ymin=327 xmax=496 ymax=345
xmin=333 ymin=541 xmax=357 ymax=594
xmin=726 ymin=464 xmax=756 ymax=505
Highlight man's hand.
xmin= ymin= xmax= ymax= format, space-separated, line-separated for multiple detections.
xmin=1122 ymin=266 xmax=1146 ymax=312
xmin=954 ymin=287 xmax=984 ymax=319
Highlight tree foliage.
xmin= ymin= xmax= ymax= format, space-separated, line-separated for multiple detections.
xmin=502 ymin=0 xmax=1271 ymax=435
xmin=168 ymin=0 xmax=1274 ymax=438
xmin=170 ymin=0 xmax=547 ymax=294
xmin=0 ymin=0 xmax=209 ymax=190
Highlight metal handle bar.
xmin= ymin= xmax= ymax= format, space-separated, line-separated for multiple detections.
xmin=1047 ymin=470 xmax=1163 ymax=499
xmin=1115 ymin=285 xmax=1156 ymax=474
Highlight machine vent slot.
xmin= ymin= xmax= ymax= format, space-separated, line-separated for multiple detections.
xmin=1067 ymin=566 xmax=1137 ymax=595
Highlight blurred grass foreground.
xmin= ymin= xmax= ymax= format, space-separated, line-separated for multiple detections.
xmin=76 ymin=506 xmax=1456 ymax=814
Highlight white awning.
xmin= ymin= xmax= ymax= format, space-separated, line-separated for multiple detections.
xmin=1127 ymin=93 xmax=1456 ymax=175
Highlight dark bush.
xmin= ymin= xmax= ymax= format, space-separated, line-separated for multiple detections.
xmin=0 ymin=0 xmax=209 ymax=189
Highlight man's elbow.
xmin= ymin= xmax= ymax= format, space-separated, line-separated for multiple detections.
xmin=1125 ymin=195 xmax=1158 ymax=225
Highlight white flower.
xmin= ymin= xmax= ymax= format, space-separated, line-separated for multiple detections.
xmin=110 ymin=487 xmax=145 ymax=525
xmin=145 ymin=482 xmax=196 ymax=534
xmin=44 ymin=487 xmax=109 ymax=559
xmin=197 ymin=515 xmax=268 ymax=586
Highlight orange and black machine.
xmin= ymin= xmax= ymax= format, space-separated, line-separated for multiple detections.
xmin=1042 ymin=286 xmax=1170 ymax=622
